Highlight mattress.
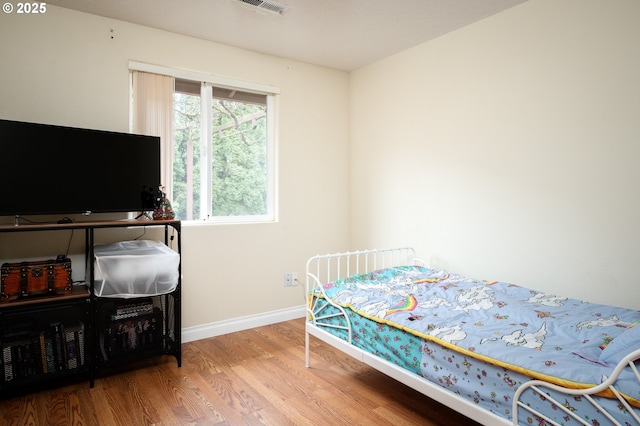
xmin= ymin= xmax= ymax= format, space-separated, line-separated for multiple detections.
xmin=311 ymin=265 xmax=640 ymax=424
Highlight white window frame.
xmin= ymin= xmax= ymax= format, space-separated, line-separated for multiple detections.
xmin=129 ymin=61 xmax=279 ymax=225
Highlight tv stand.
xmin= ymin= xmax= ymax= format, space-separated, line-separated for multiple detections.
xmin=0 ymin=219 xmax=181 ymax=395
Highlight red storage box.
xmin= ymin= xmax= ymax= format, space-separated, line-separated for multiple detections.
xmin=0 ymin=257 xmax=72 ymax=302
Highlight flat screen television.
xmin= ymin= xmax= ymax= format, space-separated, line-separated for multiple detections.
xmin=0 ymin=119 xmax=161 ymax=218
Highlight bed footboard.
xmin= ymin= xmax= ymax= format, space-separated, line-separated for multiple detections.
xmin=513 ymin=348 xmax=640 ymax=425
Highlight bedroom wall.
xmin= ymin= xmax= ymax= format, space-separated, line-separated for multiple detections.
xmin=0 ymin=7 xmax=350 ymax=328
xmin=349 ymin=0 xmax=640 ymax=309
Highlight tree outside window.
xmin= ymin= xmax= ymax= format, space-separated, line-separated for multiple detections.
xmin=173 ymin=80 xmax=272 ymax=222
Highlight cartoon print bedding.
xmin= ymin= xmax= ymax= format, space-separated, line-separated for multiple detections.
xmin=313 ymin=265 xmax=640 ymax=423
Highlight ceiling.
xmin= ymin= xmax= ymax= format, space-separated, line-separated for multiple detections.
xmin=45 ymin=0 xmax=527 ymax=72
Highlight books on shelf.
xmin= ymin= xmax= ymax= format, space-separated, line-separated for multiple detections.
xmin=102 ymin=299 xmax=163 ymax=361
xmin=1 ymin=321 xmax=85 ymax=382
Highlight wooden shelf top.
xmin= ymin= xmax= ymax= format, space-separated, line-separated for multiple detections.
xmin=0 ymin=219 xmax=180 ymax=232
xmin=0 ymin=285 xmax=90 ymax=309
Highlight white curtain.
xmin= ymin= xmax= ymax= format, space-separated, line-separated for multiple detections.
xmin=131 ymin=71 xmax=175 ymax=202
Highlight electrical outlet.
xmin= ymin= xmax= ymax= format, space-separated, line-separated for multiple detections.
xmin=284 ymin=272 xmax=299 ymax=287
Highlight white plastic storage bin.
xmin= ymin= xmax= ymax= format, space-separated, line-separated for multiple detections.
xmin=93 ymin=240 xmax=180 ymax=298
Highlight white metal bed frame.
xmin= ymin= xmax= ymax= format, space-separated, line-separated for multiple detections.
xmin=304 ymin=247 xmax=640 ymax=426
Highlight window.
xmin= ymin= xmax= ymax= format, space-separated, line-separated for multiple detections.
xmin=130 ymin=64 xmax=278 ymax=224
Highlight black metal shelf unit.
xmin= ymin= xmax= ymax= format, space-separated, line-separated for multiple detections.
xmin=0 ymin=219 xmax=181 ymax=395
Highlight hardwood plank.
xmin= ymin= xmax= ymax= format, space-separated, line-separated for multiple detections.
xmin=0 ymin=318 xmax=482 ymax=425
xmin=232 ymin=363 xmax=316 ymax=425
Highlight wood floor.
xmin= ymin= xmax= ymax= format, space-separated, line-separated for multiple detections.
xmin=0 ymin=318 xmax=481 ymax=425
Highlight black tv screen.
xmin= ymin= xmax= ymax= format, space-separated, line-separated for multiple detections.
xmin=0 ymin=119 xmax=161 ymax=217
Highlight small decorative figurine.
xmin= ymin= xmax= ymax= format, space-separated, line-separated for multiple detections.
xmin=153 ymin=186 xmax=176 ymax=220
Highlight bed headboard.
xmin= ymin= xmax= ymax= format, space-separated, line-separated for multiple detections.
xmin=305 ymin=247 xmax=420 ymax=288
xmin=305 ymin=247 xmax=421 ymax=346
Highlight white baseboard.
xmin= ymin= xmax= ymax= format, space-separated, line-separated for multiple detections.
xmin=181 ymin=304 xmax=306 ymax=343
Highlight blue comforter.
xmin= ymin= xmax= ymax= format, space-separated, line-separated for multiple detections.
xmin=320 ymin=266 xmax=640 ymax=401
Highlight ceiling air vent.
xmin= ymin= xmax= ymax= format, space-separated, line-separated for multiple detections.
xmin=234 ymin=0 xmax=290 ymax=15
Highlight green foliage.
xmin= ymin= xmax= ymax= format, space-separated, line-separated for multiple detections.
xmin=172 ymin=92 xmax=268 ymax=220
xmin=173 ymin=92 xmax=201 ymax=220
